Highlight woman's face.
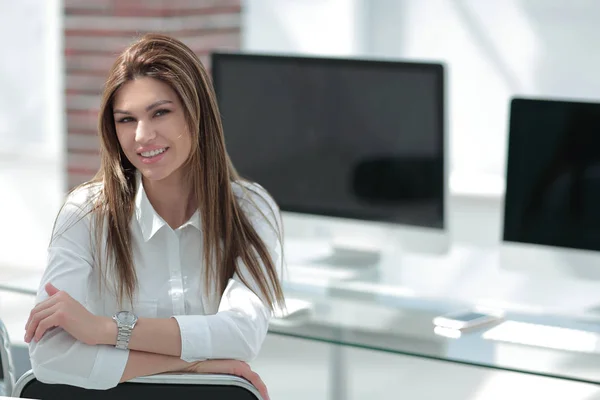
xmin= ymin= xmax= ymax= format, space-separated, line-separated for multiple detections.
xmin=112 ymin=77 xmax=193 ymax=184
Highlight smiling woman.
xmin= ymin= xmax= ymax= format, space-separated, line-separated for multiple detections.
xmin=23 ymin=33 xmax=284 ymax=400
xmin=112 ymin=79 xmax=193 ymax=186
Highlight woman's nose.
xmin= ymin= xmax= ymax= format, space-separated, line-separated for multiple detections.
xmin=135 ymin=120 xmax=156 ymax=143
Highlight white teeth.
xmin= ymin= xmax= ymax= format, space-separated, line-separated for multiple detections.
xmin=140 ymin=148 xmax=166 ymax=157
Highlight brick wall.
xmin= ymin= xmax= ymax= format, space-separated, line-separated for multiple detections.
xmin=64 ymin=0 xmax=241 ymax=189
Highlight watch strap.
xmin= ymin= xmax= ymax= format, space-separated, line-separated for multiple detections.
xmin=115 ymin=323 xmax=133 ymax=350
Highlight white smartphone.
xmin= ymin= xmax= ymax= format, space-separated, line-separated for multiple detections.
xmin=433 ymin=310 xmax=502 ymax=330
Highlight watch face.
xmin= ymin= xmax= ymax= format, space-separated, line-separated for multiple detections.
xmin=116 ymin=311 xmax=137 ymax=324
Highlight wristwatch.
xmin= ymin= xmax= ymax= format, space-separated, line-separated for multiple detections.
xmin=112 ymin=311 xmax=138 ymax=350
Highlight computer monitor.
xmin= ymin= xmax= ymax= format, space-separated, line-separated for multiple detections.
xmin=502 ymin=96 xmax=600 ymax=280
xmin=211 ymin=52 xmax=449 ymax=264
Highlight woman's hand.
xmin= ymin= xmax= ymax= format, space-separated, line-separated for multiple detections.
xmin=24 ymin=283 xmax=105 ymax=345
xmin=183 ymin=359 xmax=269 ymax=400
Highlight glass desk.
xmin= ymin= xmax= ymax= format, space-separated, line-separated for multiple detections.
xmin=272 ymin=243 xmax=600 ymax=396
xmin=3 ymin=243 xmax=600 ymax=394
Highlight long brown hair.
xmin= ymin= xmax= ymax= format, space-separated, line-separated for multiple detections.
xmin=81 ymin=33 xmax=284 ymax=311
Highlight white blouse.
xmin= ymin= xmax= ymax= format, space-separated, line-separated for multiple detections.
xmin=28 ymin=175 xmax=283 ymax=390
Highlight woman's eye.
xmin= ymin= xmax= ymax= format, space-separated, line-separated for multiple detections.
xmin=154 ymin=109 xmax=171 ymax=118
xmin=116 ymin=117 xmax=134 ymax=123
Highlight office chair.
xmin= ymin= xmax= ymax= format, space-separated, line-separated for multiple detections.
xmin=0 ymin=318 xmax=16 ymax=396
xmin=13 ymin=369 xmax=264 ymax=399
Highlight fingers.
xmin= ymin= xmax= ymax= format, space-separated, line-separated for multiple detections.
xmin=25 ymin=284 xmax=62 ymax=330
xmin=25 ymin=288 xmax=69 ymax=332
xmin=33 ymin=308 xmax=61 ymax=342
xmin=191 ymin=359 xmax=245 ymax=375
xmin=184 ymin=360 xmax=269 ymax=400
xmin=246 ymin=370 xmax=269 ymax=400
xmin=223 ymin=361 xmax=269 ymax=400
xmin=25 ymin=305 xmax=59 ymax=343
xmin=25 ymin=295 xmax=59 ymax=331
xmin=45 ymin=282 xmax=60 ymax=296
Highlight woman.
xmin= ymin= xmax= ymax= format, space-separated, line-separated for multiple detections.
xmin=23 ymin=33 xmax=284 ymax=399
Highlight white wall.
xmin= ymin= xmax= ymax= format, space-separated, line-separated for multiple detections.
xmin=242 ymin=0 xmax=367 ymax=56
xmin=0 ymin=0 xmax=64 ymax=160
xmin=0 ymin=0 xmax=64 ymax=272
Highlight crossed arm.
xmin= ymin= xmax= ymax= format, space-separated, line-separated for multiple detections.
xmin=24 ymin=283 xmax=184 ymax=356
xmin=25 ymin=283 xmax=184 ymax=356
xmin=24 ymin=281 xmax=270 ymax=399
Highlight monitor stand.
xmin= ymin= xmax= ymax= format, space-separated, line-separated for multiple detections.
xmin=283 ymin=236 xmax=385 ymax=288
xmin=284 ymin=225 xmax=438 ymax=270
xmin=284 ymin=236 xmax=383 ymax=269
xmin=282 ymin=212 xmax=449 ymax=282
xmin=580 ymin=304 xmax=600 ymax=320
xmin=311 ymin=245 xmax=382 ymax=268
xmin=500 ymin=241 xmax=600 ymax=322
xmin=500 ymin=241 xmax=600 ymax=281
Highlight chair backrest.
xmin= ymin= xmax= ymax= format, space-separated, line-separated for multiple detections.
xmin=13 ymin=369 xmax=263 ymax=400
xmin=0 ymin=318 xmax=15 ymax=397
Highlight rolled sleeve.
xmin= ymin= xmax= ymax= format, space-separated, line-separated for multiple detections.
xmin=173 ymin=278 xmax=270 ymax=362
xmin=172 ymin=314 xmax=211 ymax=362
xmin=29 ymin=188 xmax=129 ymax=389
xmin=32 ymin=342 xmax=129 ymax=390
xmin=30 ymin=246 xmax=130 ymax=389
xmin=90 ymin=346 xmax=130 ymax=388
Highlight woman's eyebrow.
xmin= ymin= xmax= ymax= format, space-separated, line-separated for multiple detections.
xmin=113 ymin=99 xmax=174 ymax=115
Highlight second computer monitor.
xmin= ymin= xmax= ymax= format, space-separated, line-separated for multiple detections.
xmin=503 ymin=96 xmax=600 ymax=278
xmin=212 ymin=52 xmax=447 ymax=255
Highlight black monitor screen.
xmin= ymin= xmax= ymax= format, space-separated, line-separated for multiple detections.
xmin=504 ymin=97 xmax=600 ymax=251
xmin=212 ymin=53 xmax=445 ymax=228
